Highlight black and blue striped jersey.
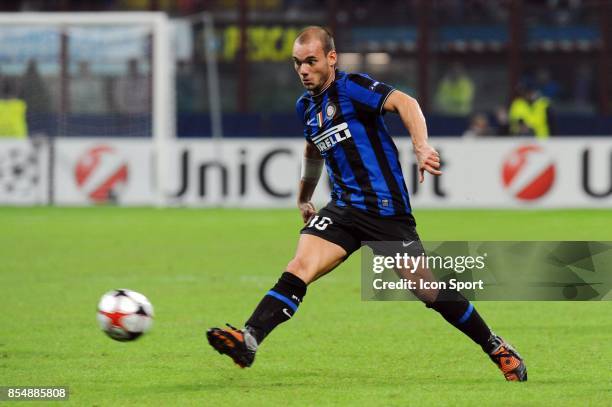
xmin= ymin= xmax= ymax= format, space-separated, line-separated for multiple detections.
xmin=296 ymin=70 xmax=412 ymax=216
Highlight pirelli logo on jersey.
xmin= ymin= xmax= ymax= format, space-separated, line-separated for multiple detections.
xmin=312 ymin=122 xmax=353 ymax=153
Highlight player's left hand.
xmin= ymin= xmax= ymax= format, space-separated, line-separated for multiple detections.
xmin=415 ymin=143 xmax=442 ymax=183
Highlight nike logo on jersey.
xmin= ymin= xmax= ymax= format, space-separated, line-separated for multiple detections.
xmin=282 ymin=308 xmax=293 ymax=318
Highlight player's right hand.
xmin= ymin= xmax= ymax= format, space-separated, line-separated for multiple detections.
xmin=298 ymin=201 xmax=317 ymax=223
xmin=415 ymin=143 xmax=442 ymax=183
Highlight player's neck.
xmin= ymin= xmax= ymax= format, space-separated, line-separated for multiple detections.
xmin=309 ymin=69 xmax=336 ymax=97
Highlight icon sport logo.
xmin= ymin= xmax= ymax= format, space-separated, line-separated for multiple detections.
xmin=501 ymin=144 xmax=555 ymax=201
xmin=74 ymin=145 xmax=128 ymax=203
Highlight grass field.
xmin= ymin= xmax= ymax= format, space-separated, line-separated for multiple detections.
xmin=1 ymin=207 xmax=611 ymax=406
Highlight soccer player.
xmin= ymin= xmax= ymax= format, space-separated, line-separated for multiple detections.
xmin=207 ymin=26 xmax=527 ymax=382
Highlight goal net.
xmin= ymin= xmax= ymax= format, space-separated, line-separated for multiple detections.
xmin=0 ymin=12 xmax=174 ymax=205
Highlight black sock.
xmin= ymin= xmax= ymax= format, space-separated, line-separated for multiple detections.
xmin=245 ymin=272 xmax=307 ymax=345
xmin=426 ymin=289 xmax=495 ymax=352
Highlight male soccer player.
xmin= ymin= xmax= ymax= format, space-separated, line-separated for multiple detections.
xmin=207 ymin=26 xmax=527 ymax=382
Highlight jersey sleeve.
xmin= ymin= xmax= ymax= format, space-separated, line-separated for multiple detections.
xmin=345 ymin=73 xmax=395 ymax=114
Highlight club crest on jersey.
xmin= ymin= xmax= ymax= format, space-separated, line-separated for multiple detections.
xmin=316 ymin=111 xmax=324 ymax=128
xmin=325 ymin=103 xmax=336 ymax=119
xmin=311 ymin=122 xmax=352 ymax=153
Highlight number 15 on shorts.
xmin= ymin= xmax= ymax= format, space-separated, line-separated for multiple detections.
xmin=307 ymin=216 xmax=333 ymax=230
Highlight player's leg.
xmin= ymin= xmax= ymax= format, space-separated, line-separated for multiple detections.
xmin=376 ymin=240 xmax=496 ymax=352
xmin=404 ymin=261 xmax=494 ymax=353
xmin=243 ymin=233 xmax=347 ymax=344
xmin=207 ymin=203 xmax=359 ymax=368
xmin=359 ymin=212 xmax=526 ymax=381
xmin=406 ymin=254 xmax=527 ymax=381
xmin=403 ymin=263 xmax=526 ymax=380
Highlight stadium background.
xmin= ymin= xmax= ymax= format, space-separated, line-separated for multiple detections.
xmin=1 ymin=1 xmax=611 ymax=406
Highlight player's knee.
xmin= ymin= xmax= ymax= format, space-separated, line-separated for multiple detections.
xmin=415 ymin=287 xmax=439 ymax=304
xmin=286 ymin=256 xmax=314 ymax=284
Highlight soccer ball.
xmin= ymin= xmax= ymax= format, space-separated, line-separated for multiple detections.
xmin=97 ymin=289 xmax=154 ymax=341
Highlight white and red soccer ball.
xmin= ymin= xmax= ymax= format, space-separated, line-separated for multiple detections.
xmin=97 ymin=289 xmax=154 ymax=341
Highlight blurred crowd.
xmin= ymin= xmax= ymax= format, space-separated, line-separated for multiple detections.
xmin=0 ymin=58 xmax=151 ymax=138
xmin=0 ymin=0 xmax=608 ymax=138
xmin=0 ymin=0 xmax=598 ymax=25
xmin=0 ymin=56 xmax=591 ymax=139
xmin=435 ymin=62 xmax=594 ymax=138
xmin=0 ymin=59 xmax=151 ymax=116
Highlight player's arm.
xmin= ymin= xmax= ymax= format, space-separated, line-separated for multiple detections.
xmin=297 ymin=142 xmax=323 ymax=223
xmin=383 ymin=91 xmax=442 ymax=183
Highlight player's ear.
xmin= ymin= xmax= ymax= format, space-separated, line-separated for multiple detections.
xmin=327 ymin=50 xmax=337 ymax=67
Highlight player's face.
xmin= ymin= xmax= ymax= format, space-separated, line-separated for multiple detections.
xmin=292 ymin=40 xmax=336 ymax=93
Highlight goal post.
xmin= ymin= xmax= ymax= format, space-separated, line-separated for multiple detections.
xmin=0 ymin=12 xmax=175 ymax=206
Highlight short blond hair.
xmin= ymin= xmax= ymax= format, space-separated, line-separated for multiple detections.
xmin=295 ymin=26 xmax=335 ymax=55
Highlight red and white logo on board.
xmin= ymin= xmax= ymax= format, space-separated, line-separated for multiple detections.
xmin=74 ymin=145 xmax=128 ymax=203
xmin=501 ymin=145 xmax=555 ymax=201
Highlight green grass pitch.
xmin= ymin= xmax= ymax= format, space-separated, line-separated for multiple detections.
xmin=1 ymin=207 xmax=611 ymax=405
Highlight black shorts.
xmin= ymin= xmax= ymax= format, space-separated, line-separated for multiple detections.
xmin=300 ymin=202 xmax=423 ymax=256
